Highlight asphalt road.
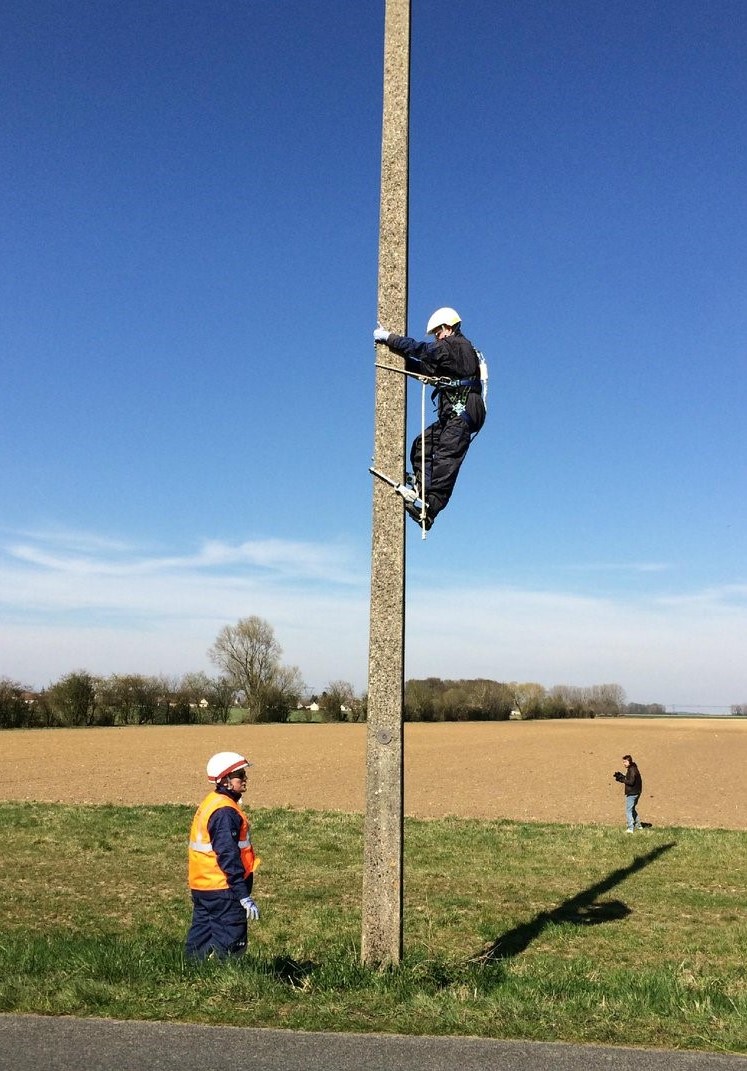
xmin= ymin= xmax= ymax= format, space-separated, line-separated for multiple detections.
xmin=1 ymin=1016 xmax=746 ymax=1071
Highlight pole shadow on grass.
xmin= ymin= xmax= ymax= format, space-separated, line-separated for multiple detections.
xmin=473 ymin=841 xmax=676 ymax=964
xmin=255 ymin=954 xmax=317 ymax=987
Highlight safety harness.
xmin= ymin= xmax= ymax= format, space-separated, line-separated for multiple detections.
xmin=431 ymin=350 xmax=489 ymax=426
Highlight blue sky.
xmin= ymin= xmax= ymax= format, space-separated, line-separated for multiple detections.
xmin=2 ymin=0 xmax=746 ymax=710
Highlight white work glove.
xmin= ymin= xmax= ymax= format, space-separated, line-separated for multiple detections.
xmin=240 ymin=896 xmax=260 ymax=921
xmin=374 ymin=324 xmax=391 ymax=343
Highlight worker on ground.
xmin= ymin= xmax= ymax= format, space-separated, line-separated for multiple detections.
xmin=186 ymin=751 xmax=260 ymax=959
xmin=374 ymin=307 xmax=486 ymax=529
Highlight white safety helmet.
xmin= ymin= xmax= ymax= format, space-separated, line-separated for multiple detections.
xmin=426 ymin=307 xmax=461 ymax=335
xmin=206 ymin=751 xmax=252 ymax=783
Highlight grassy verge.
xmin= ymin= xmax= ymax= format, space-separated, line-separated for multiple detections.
xmin=0 ymin=803 xmax=745 ymax=1053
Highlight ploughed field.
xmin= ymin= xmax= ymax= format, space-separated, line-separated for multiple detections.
xmin=2 ymin=717 xmax=745 ymax=829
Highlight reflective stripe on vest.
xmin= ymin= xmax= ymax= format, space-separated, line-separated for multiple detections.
xmin=189 ymin=838 xmax=253 ymax=852
xmin=188 ymin=791 xmax=256 ymax=891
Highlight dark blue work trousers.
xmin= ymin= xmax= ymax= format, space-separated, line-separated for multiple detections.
xmin=185 ymin=891 xmax=247 ymax=960
xmin=411 ymin=413 xmax=474 ymax=519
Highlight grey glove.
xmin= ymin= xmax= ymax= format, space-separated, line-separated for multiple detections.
xmin=240 ymin=896 xmax=260 ymax=921
xmin=374 ymin=324 xmax=391 ymax=343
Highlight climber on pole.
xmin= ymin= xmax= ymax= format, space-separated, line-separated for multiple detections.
xmin=373 ymin=307 xmax=487 ymax=530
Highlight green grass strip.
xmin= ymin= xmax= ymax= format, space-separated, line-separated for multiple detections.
xmin=0 ymin=803 xmax=745 ymax=1053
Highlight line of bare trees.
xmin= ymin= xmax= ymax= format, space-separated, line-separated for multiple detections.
xmin=0 ymin=670 xmax=658 ymax=730
xmin=403 ymin=679 xmax=635 ymax=721
xmin=0 ymin=671 xmax=236 ymax=730
xmin=1 ymin=614 xmax=678 ymax=730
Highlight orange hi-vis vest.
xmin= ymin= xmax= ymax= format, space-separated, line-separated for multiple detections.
xmin=188 ymin=791 xmax=256 ymax=891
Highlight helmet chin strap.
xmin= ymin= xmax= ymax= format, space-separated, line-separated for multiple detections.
xmin=218 ymin=777 xmax=242 ymax=800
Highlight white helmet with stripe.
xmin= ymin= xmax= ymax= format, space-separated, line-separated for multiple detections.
xmin=206 ymin=751 xmax=251 ymax=783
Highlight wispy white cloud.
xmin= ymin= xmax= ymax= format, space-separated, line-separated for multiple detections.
xmin=1 ymin=529 xmax=745 ymax=707
xmin=405 ymin=582 xmax=747 ymax=708
xmin=2 ymin=526 xmax=135 ymax=555
xmin=653 ymin=583 xmax=747 ymax=607
xmin=3 ymin=531 xmax=362 ymax=585
xmin=0 ymin=527 xmax=371 ymax=691
xmin=565 ymin=561 xmax=673 ymax=574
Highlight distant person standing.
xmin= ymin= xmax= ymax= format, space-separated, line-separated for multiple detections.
xmin=186 ymin=751 xmax=260 ymax=959
xmin=614 ymin=754 xmax=643 ymax=832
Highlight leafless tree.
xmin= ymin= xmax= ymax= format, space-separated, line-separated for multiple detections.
xmin=208 ymin=615 xmax=304 ymax=722
xmin=319 ymin=680 xmax=356 ymax=722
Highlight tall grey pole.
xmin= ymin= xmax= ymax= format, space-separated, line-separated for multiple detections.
xmin=362 ymin=0 xmax=410 ymax=968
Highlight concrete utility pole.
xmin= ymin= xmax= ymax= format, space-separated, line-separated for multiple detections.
xmin=362 ymin=0 xmax=411 ymax=968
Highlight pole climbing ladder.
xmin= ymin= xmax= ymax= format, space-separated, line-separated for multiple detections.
xmin=371 ymin=362 xmax=434 ymax=539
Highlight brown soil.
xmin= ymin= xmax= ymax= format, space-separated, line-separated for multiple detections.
xmin=2 ymin=718 xmax=745 ymax=829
